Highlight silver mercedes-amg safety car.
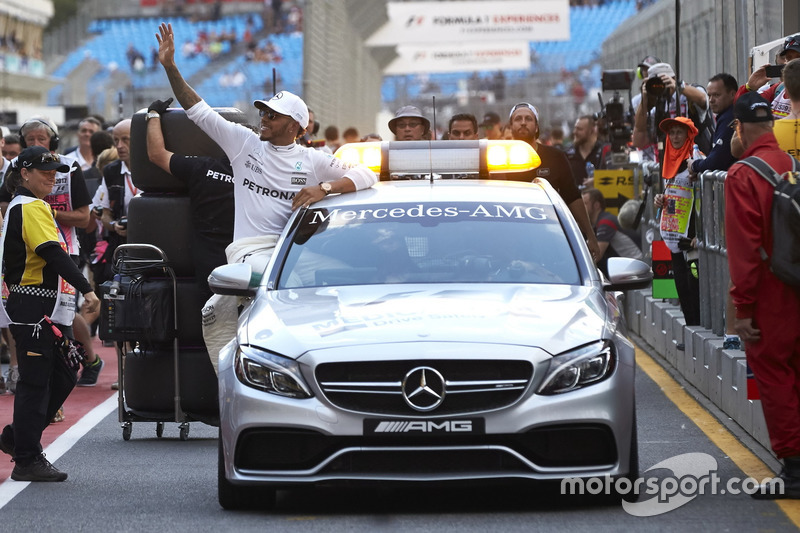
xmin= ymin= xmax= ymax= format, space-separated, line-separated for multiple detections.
xmin=210 ymin=140 xmax=652 ymax=510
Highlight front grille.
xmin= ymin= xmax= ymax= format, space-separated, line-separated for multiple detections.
xmin=315 ymin=360 xmax=533 ymax=415
xmin=235 ymin=424 xmax=617 ymax=472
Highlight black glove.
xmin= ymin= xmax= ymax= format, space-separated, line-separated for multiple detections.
xmin=148 ymin=97 xmax=173 ymax=114
xmin=677 ymin=237 xmax=694 ymax=251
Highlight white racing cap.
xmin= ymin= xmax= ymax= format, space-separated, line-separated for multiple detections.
xmin=253 ymin=90 xmax=310 ymax=130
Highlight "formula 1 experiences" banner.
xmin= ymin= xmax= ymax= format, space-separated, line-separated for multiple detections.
xmin=366 ymin=0 xmax=570 ymax=45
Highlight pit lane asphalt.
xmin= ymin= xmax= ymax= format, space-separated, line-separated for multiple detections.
xmin=0 ymin=342 xmax=796 ymax=532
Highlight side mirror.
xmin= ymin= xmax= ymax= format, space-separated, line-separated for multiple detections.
xmin=208 ymin=263 xmax=260 ymax=297
xmin=603 ymin=257 xmax=653 ymax=292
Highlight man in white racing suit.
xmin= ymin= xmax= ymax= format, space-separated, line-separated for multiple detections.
xmin=156 ymin=22 xmax=377 ymax=370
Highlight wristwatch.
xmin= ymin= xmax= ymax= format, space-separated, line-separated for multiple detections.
xmin=319 ymin=182 xmax=332 ymax=195
xmin=146 ymin=110 xmax=160 ymax=121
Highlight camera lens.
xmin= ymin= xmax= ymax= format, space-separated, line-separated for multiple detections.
xmin=117 ymin=217 xmax=127 ymax=229
xmin=645 ymin=77 xmax=666 ymax=97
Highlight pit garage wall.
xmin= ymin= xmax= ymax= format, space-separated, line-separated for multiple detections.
xmin=303 ymin=0 xmax=393 ymax=138
xmin=601 ymin=0 xmax=796 ymax=95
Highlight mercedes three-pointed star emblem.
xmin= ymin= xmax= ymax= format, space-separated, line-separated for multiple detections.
xmin=402 ymin=366 xmax=446 ymax=412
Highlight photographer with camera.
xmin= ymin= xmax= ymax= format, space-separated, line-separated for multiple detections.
xmin=632 ymin=62 xmax=711 ymax=160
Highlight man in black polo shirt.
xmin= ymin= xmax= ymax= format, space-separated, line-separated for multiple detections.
xmin=145 ymin=98 xmax=234 ymax=298
xmin=502 ymin=102 xmax=600 ymax=262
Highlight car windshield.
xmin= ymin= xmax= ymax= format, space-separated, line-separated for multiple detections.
xmin=277 ymin=201 xmax=580 ymax=289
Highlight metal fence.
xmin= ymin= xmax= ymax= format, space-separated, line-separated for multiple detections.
xmin=634 ymin=163 xmax=731 ymax=337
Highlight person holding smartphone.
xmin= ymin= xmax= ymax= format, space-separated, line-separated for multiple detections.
xmin=736 ymin=33 xmax=800 ymax=119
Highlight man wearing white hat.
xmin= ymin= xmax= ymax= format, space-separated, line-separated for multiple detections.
xmin=156 ymin=22 xmax=376 ymax=259
xmin=632 ymin=61 xmax=710 ymax=157
xmin=157 ymin=23 xmax=377 ymax=371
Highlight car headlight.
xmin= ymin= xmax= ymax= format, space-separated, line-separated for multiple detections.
xmin=234 ymin=345 xmax=313 ymax=399
xmin=537 ymin=341 xmax=615 ymax=395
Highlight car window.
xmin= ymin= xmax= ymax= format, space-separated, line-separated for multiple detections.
xmin=277 ymin=202 xmax=580 ymax=288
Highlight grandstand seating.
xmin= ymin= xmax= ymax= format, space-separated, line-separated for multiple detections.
xmin=48 ymin=14 xmax=267 ymax=105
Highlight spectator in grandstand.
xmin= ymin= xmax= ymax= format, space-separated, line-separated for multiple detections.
xmin=652 ymin=116 xmax=701 ymax=327
xmin=582 ymin=187 xmax=643 ymax=277
xmin=64 ymin=117 xmax=103 ymax=172
xmin=632 ymin=62 xmax=710 ymax=160
xmin=145 ymin=97 xmax=234 ymax=299
xmin=725 ymin=91 xmax=800 ymax=499
xmin=480 ymin=111 xmax=502 ymax=140
xmin=566 ymin=115 xmax=609 ymax=187
xmin=502 ymin=102 xmax=600 ymax=262
xmin=2 ymin=133 xmax=21 ymax=161
xmin=737 ymin=33 xmax=800 ymax=120
xmin=342 ymin=127 xmax=360 ymax=145
xmin=389 ymin=106 xmax=431 ymax=141
xmin=0 ymin=146 xmax=100 ymax=482
xmin=448 ymin=113 xmax=479 ymax=140
xmin=362 ymin=133 xmax=382 ymax=142
xmin=126 ymin=43 xmax=146 ymax=72
xmin=156 ymin=22 xmax=377 ymax=366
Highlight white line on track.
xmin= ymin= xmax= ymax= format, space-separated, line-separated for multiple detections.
xmin=0 ymin=393 xmax=117 ymax=510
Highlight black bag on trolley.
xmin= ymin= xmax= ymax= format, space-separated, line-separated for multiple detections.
xmin=98 ymin=275 xmax=174 ymax=344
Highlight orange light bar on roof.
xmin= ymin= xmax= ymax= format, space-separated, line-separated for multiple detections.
xmin=334 ymin=140 xmax=541 ymax=178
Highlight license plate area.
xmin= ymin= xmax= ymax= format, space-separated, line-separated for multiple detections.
xmin=364 ymin=418 xmax=485 ymax=435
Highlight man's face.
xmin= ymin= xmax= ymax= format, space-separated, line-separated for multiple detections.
xmin=449 ymin=119 xmax=478 ymax=140
xmin=509 ymin=108 xmax=538 ymax=144
xmin=393 ymin=118 xmax=426 ymax=141
xmin=784 ymin=50 xmax=800 ymax=62
xmin=112 ymin=119 xmax=132 ymax=164
xmin=259 ymin=107 xmax=297 ymax=145
xmin=23 ymin=128 xmax=52 ymax=150
xmin=2 ymin=141 xmax=20 ymax=161
xmin=78 ymin=120 xmax=100 ymax=148
xmin=707 ymin=80 xmax=735 ymax=115
xmin=573 ymin=118 xmax=594 ymax=145
xmin=482 ymin=122 xmax=502 ymax=140
xmin=668 ymin=124 xmax=689 ymax=149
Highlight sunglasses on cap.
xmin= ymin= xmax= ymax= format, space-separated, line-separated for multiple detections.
xmin=23 ymin=152 xmax=62 ymax=167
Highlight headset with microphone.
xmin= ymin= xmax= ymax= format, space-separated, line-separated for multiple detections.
xmin=19 ymin=118 xmax=60 ymax=152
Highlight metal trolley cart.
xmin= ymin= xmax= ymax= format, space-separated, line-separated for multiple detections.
xmin=100 ymin=243 xmax=218 ymax=441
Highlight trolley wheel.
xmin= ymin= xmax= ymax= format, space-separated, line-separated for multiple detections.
xmin=156 ymin=422 xmax=165 ymax=438
xmin=179 ymin=423 xmax=190 ymax=441
xmin=122 ymin=422 xmax=132 ymax=441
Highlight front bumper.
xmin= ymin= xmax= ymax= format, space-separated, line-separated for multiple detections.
xmin=219 ymin=343 xmax=636 ymax=487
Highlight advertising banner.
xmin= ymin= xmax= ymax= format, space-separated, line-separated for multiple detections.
xmin=366 ymin=0 xmax=570 ymax=45
xmin=384 ymin=42 xmax=531 ymax=74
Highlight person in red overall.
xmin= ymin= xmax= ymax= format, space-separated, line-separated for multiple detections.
xmin=725 ymin=91 xmax=800 ymax=499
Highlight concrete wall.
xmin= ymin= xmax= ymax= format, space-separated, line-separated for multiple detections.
xmin=303 ymin=0 xmax=389 ymax=139
xmin=602 ymin=0 xmax=792 ymax=93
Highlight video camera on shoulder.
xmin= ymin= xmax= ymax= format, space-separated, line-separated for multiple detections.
xmin=597 ymin=69 xmax=635 ymax=167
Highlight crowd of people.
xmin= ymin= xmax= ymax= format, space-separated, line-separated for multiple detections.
xmin=0 ymin=18 xmax=799 ymax=499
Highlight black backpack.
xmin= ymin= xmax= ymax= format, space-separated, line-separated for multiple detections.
xmin=737 ymin=155 xmax=800 ymax=286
